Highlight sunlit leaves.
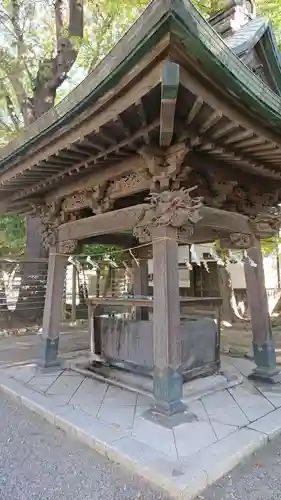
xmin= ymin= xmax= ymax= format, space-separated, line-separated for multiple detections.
xmin=78 ymin=0 xmax=148 ymax=71
xmin=0 ymin=216 xmax=25 ymax=255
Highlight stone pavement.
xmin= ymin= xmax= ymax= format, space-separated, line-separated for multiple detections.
xmin=220 ymin=324 xmax=281 ymax=362
xmin=1 ymin=356 xmax=281 ymax=499
xmin=0 ymin=394 xmax=170 ymax=500
xmin=0 ymin=324 xmax=89 ymax=366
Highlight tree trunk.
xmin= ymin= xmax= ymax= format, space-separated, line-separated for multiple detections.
xmin=217 ymin=264 xmax=243 ymax=323
xmin=10 ymin=0 xmax=84 ymax=322
xmin=217 ymin=265 xmax=235 ymax=323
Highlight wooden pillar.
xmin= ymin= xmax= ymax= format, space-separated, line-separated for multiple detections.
xmin=71 ymin=264 xmax=77 ymax=323
xmin=244 ymin=236 xmax=280 ymax=383
xmin=152 ymin=225 xmax=185 ymax=414
xmin=133 ymin=259 xmax=149 ymax=320
xmin=37 ymin=249 xmax=68 ymax=368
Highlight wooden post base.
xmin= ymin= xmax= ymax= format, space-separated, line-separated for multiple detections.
xmin=248 ymin=341 xmax=281 ymax=384
xmin=37 ymin=337 xmax=60 ymax=369
xmin=152 ymin=366 xmax=187 ymax=415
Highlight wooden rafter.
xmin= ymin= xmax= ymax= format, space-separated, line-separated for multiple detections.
xmin=223 ymin=130 xmax=254 ymax=144
xmin=179 ymin=66 xmax=281 ymax=150
xmin=9 ymin=120 xmax=160 ymax=201
xmin=181 ymin=126 xmax=281 ymax=179
xmin=159 ymin=61 xmax=179 ymax=147
xmin=186 ymin=97 xmax=203 ymax=125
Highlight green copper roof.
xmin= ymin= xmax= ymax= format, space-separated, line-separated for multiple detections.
xmin=2 ymin=0 xmax=281 ymax=171
xmin=226 ymin=17 xmax=281 ymax=95
xmin=226 ymin=17 xmax=268 ymax=54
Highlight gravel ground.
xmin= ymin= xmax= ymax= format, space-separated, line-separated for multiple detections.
xmin=0 ymin=394 xmax=170 ymax=500
xmin=201 ymin=435 xmax=281 ymax=499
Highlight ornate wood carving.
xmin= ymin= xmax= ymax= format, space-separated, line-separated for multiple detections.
xmin=252 ymin=210 xmax=281 ymax=237
xmin=58 ymin=240 xmax=78 ymax=254
xmin=32 ymin=201 xmax=62 ymax=249
xmin=220 ymin=233 xmax=253 ymax=250
xmin=204 ymin=173 xmax=237 ymax=208
xmin=133 ymin=187 xmax=202 ymax=242
xmin=243 ymin=187 xmax=280 ymax=215
xmin=107 ymin=170 xmax=150 ymax=197
xmin=61 ymin=181 xmax=113 ymax=215
xmin=230 ymin=186 xmax=280 ymax=216
xmin=177 ymin=225 xmax=196 ymax=243
xmin=61 ymin=191 xmax=92 ymax=212
xmin=138 ymin=143 xmax=190 ymax=191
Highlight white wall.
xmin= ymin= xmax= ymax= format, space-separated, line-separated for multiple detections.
xmin=148 ymin=244 xmax=279 ymax=290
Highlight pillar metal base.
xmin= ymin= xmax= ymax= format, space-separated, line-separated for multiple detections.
xmin=248 ymin=341 xmax=281 ymax=384
xmin=151 ymin=398 xmax=187 ymax=416
xmin=142 ymin=407 xmax=196 ymax=428
xmin=153 ymin=366 xmax=186 ymax=416
xmin=248 ymin=369 xmax=281 ymax=384
xmin=37 ymin=337 xmax=60 ymax=369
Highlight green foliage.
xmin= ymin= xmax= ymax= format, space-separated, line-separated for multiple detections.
xmin=257 ymin=0 xmax=281 ymax=46
xmin=261 ymin=236 xmax=281 ymax=257
xmin=81 ymin=244 xmax=125 ymax=265
xmin=0 ymin=215 xmax=25 ymax=255
xmin=0 ymin=0 xmax=149 ymax=142
xmin=78 ymin=0 xmax=148 ymax=71
xmin=0 ymin=0 xmax=57 ymax=131
xmin=193 ymin=0 xmax=224 ymax=16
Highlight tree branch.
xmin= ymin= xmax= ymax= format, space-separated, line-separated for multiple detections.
xmin=7 ymin=71 xmax=33 ymax=126
xmin=32 ymin=0 xmax=83 ymax=119
xmin=0 ymin=82 xmax=21 ymax=130
xmin=10 ymin=0 xmax=24 ymax=59
xmin=54 ymin=0 xmax=83 ymax=87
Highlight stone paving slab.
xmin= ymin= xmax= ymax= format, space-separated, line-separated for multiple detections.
xmin=1 ymin=358 xmax=281 ymax=499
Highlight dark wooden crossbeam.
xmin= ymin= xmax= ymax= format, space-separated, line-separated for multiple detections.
xmin=159 ymin=61 xmax=179 ymax=147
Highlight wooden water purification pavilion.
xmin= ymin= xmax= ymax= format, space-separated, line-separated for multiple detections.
xmin=1 ymin=0 xmax=281 ymax=415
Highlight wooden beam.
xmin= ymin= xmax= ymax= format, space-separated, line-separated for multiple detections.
xmin=82 ymin=233 xmax=137 ymax=247
xmin=45 ymin=156 xmax=146 ymax=203
xmin=97 ymin=129 xmax=117 ymax=145
xmin=58 ymin=203 xmax=252 ymax=243
xmin=199 ymin=206 xmax=251 ymax=234
xmin=58 ymin=204 xmax=147 ymax=242
xmin=159 ymin=61 xmax=179 ymax=147
xmin=136 ymin=98 xmax=150 ymax=144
